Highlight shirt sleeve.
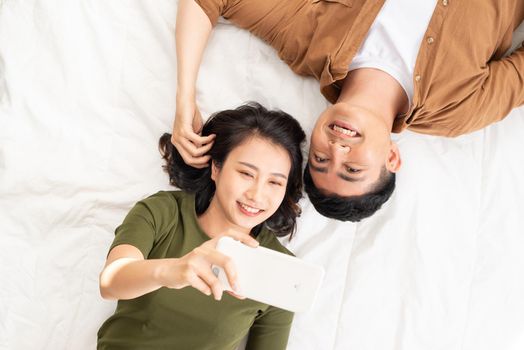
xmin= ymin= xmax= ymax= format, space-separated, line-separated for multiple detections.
xmin=477 ymin=45 xmax=524 ymax=123
xmin=109 ymin=192 xmax=179 ymax=258
xmin=245 ymin=307 xmax=294 ymax=350
xmin=194 ymin=0 xmax=239 ymax=26
xmin=446 ymin=44 xmax=524 ymax=136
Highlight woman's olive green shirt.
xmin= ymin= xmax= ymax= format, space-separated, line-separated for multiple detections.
xmin=97 ymin=191 xmax=294 ymax=350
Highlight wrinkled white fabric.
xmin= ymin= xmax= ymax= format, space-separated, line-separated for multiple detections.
xmin=1 ymin=1 xmax=523 ymax=350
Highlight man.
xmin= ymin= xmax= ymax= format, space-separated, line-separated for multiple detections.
xmin=171 ymin=0 xmax=524 ymax=221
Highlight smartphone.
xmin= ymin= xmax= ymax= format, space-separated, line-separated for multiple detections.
xmin=213 ymin=236 xmax=324 ymax=312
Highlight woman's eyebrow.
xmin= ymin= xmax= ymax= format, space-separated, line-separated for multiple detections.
xmin=238 ymin=161 xmax=288 ymax=179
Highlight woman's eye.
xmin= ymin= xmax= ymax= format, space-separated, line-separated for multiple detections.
xmin=269 ymin=181 xmax=283 ymax=186
xmin=314 ymin=155 xmax=327 ymax=163
xmin=239 ymin=171 xmax=254 ymax=178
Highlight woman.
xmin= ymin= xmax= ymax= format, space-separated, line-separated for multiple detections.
xmin=97 ymin=103 xmax=306 ymax=350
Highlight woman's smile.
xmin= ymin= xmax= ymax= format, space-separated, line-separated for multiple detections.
xmin=237 ymin=201 xmax=264 ymax=216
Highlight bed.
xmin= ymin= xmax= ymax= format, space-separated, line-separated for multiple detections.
xmin=1 ymin=1 xmax=524 ymax=349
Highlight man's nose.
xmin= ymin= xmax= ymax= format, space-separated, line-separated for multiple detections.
xmin=329 ymin=140 xmax=351 ymax=154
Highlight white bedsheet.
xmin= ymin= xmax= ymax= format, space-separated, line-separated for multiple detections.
xmin=1 ymin=1 xmax=523 ymax=349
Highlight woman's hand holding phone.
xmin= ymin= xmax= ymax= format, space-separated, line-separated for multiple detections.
xmin=159 ymin=230 xmax=258 ymax=301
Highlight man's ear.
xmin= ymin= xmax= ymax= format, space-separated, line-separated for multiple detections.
xmin=210 ymin=160 xmax=219 ymax=181
xmin=386 ymin=142 xmax=402 ymax=173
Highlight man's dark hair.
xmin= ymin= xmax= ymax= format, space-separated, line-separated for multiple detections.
xmin=159 ymin=102 xmax=306 ymax=237
xmin=303 ymin=164 xmax=395 ymax=222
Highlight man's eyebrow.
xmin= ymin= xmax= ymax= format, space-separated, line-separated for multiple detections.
xmin=238 ymin=161 xmax=287 ymax=179
xmin=308 ymin=162 xmax=328 ymax=174
xmin=337 ymin=172 xmax=364 ymax=182
xmin=310 ymin=162 xmax=364 ymax=182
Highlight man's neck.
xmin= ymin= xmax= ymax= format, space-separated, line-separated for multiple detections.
xmin=337 ymin=68 xmax=409 ymax=130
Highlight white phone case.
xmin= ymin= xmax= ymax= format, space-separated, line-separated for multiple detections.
xmin=213 ymin=236 xmax=324 ymax=313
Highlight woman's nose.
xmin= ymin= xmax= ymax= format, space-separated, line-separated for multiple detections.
xmin=245 ymin=181 xmax=263 ymax=201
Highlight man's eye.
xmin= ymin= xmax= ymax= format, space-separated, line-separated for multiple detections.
xmin=314 ymin=155 xmax=327 ymax=163
xmin=346 ymin=167 xmax=361 ymax=173
xmin=240 ymin=171 xmax=254 ymax=177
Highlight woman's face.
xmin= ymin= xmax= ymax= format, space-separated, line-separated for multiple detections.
xmin=210 ymin=136 xmax=292 ymax=233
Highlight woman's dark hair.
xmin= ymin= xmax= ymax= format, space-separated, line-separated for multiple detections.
xmin=159 ymin=102 xmax=306 ymax=237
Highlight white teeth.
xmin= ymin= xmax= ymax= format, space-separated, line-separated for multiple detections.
xmin=333 ymin=125 xmax=357 ymax=137
xmin=239 ymin=202 xmax=261 ymax=214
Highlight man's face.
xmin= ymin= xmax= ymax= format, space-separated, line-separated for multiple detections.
xmin=308 ymin=103 xmax=401 ymax=196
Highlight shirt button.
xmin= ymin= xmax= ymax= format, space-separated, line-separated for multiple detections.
xmin=442 ymin=0 xmax=448 ymax=6
xmin=415 ymin=75 xmax=421 ymax=82
xmin=427 ymin=36 xmax=435 ymax=44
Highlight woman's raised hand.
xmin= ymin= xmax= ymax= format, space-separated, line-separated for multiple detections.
xmin=171 ymin=100 xmax=216 ymax=168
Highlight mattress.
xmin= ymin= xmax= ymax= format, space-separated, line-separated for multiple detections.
xmin=1 ymin=1 xmax=523 ymax=349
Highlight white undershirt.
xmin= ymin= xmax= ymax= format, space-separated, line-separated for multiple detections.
xmin=349 ymin=1 xmax=437 ymax=104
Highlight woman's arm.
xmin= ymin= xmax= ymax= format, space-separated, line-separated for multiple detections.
xmin=99 ymin=244 xmax=174 ymax=300
xmin=171 ymin=0 xmax=216 ymax=168
xmin=99 ymin=233 xmax=259 ymax=301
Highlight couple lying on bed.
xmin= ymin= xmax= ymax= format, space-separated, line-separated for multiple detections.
xmin=98 ymin=0 xmax=524 ymax=349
